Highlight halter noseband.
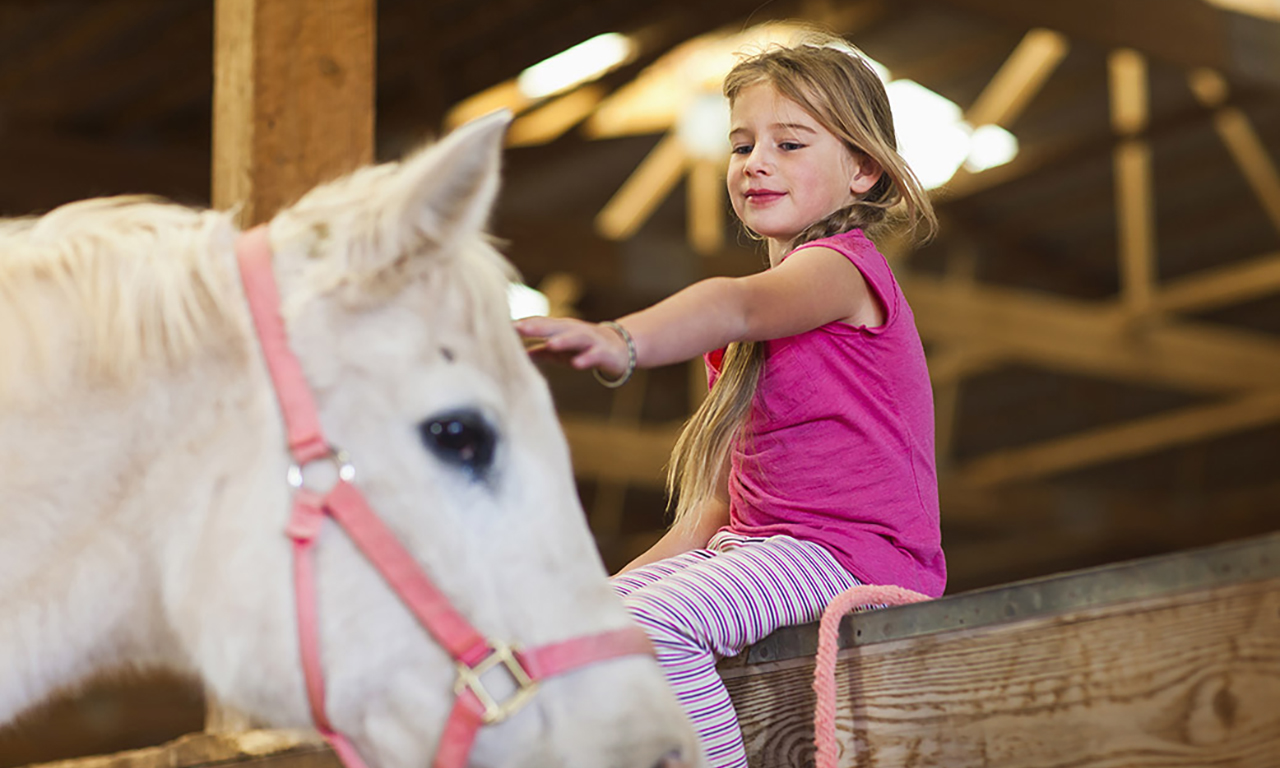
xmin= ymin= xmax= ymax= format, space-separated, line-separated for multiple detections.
xmin=235 ymin=226 xmax=654 ymax=768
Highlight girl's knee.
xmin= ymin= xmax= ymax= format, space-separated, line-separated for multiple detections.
xmin=622 ymin=590 xmax=706 ymax=650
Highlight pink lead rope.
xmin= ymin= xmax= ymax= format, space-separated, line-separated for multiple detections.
xmin=812 ymin=585 xmax=932 ymax=768
xmin=235 ymin=226 xmax=656 ymax=768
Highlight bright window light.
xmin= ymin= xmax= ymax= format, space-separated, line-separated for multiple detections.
xmin=965 ymin=124 xmax=1019 ymax=172
xmin=887 ymin=80 xmax=970 ymax=189
xmin=507 ymin=282 xmax=550 ymax=320
xmin=517 ymin=33 xmax=634 ymax=100
xmin=677 ymin=93 xmax=731 ymax=160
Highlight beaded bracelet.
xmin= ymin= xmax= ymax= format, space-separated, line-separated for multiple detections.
xmin=593 ymin=320 xmax=636 ymax=388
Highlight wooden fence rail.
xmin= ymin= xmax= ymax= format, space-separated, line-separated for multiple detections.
xmin=722 ymin=531 xmax=1280 ymax=767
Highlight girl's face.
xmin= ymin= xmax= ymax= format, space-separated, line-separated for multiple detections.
xmin=727 ymin=82 xmax=881 ymax=257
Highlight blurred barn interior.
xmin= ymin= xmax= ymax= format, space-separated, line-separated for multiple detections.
xmin=1 ymin=0 xmax=1278 ymax=764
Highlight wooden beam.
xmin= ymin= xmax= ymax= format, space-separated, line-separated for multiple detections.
xmin=560 ymin=416 xmax=679 ymax=488
xmin=687 ymin=157 xmax=725 ymax=255
xmin=1205 ymin=0 xmax=1280 ymax=21
xmin=903 ymin=272 xmax=1280 ymax=393
xmin=940 ymin=85 xmax=1253 ymax=204
xmin=212 ymin=0 xmax=375 ymax=225
xmin=507 ymin=85 xmax=605 ymax=147
xmin=595 ymin=134 xmax=688 ymax=240
xmin=957 ymin=388 xmax=1280 ymax=487
xmin=1189 ymin=68 xmax=1280 ymax=235
xmin=1154 ymin=250 xmax=1280 ymax=314
xmin=964 ymin=28 xmax=1069 ymax=128
xmin=1109 ymin=49 xmax=1157 ymax=317
xmin=927 ymin=0 xmax=1280 ymax=88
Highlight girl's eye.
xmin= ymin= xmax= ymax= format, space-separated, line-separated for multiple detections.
xmin=732 ymin=145 xmax=752 ymax=155
xmin=780 ymin=142 xmax=804 ymax=151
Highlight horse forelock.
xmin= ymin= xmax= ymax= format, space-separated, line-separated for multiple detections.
xmin=0 ymin=196 xmax=242 ymax=403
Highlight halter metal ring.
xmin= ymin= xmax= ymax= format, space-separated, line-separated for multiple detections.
xmin=287 ymin=447 xmax=356 ymax=491
xmin=454 ymin=642 xmax=539 ymax=725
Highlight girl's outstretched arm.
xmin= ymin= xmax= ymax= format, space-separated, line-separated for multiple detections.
xmin=514 ymin=246 xmax=878 ymax=374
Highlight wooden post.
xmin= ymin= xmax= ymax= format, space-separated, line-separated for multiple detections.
xmin=1108 ymin=48 xmax=1156 ymax=319
xmin=212 ymin=0 xmax=376 ymax=226
xmin=207 ymin=0 xmax=375 ymax=731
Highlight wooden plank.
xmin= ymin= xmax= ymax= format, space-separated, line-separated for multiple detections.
xmin=724 ymin=534 xmax=1280 ymax=767
xmin=957 ymin=388 xmax=1280 ymax=487
xmin=730 ymin=578 xmax=1280 ymax=767
xmin=212 ymin=0 xmax=375 ymax=226
xmin=964 ymin=28 xmax=1068 ymax=128
xmin=18 ymin=731 xmax=335 ymax=768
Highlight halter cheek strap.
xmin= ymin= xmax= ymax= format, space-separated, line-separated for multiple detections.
xmin=235 ymin=225 xmax=655 ymax=768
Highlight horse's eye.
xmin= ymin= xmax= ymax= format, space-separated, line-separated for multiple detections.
xmin=419 ymin=410 xmax=496 ymax=479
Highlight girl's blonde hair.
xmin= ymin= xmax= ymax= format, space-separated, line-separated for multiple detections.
xmin=665 ymin=31 xmax=937 ymax=528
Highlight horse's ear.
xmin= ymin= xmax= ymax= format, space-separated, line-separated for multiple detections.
xmin=393 ymin=109 xmax=511 ymax=251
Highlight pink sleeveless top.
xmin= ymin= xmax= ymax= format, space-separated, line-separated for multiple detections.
xmin=708 ymin=229 xmax=945 ymax=597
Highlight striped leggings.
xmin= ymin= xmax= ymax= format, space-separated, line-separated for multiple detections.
xmin=611 ymin=531 xmax=860 ymax=768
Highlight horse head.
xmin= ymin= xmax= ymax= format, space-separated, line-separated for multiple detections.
xmin=191 ymin=113 xmax=702 ymax=767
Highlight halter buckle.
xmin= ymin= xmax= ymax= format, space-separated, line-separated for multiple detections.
xmin=454 ymin=642 xmax=539 ymax=724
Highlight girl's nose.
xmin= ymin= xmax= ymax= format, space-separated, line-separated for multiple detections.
xmin=743 ymin=149 xmax=771 ymax=175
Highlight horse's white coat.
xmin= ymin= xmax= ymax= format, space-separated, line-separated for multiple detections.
xmin=0 ymin=113 xmax=702 ymax=768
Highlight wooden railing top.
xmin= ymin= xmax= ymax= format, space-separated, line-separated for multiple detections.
xmin=735 ymin=529 xmax=1280 ymax=667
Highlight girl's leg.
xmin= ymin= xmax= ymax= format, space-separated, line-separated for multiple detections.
xmin=614 ymin=534 xmax=860 ymax=768
xmin=611 ymin=548 xmax=716 ymax=598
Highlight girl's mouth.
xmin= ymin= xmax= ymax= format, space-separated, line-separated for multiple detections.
xmin=744 ymin=190 xmax=785 ymax=204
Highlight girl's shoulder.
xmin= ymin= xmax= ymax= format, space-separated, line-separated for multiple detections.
xmin=796 ymin=228 xmax=877 ymax=258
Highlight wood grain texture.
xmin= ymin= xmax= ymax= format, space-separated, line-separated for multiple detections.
xmin=212 ymin=0 xmax=374 ymax=225
xmin=18 ymin=732 xmax=336 ymax=768
xmin=724 ymin=577 xmax=1280 ymax=767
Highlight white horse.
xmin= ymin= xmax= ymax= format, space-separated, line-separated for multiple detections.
xmin=0 ymin=113 xmax=701 ymax=768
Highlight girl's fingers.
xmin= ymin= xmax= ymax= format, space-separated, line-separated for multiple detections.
xmin=517 ymin=318 xmax=622 ymax=373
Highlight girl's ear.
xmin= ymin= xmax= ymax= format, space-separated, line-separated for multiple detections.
xmin=849 ymin=153 xmax=883 ymax=196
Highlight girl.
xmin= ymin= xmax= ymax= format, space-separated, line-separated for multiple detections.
xmin=516 ymin=32 xmax=945 ymax=767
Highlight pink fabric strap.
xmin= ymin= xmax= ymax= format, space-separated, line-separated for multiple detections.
xmin=236 ymin=226 xmax=330 ymax=464
xmin=812 ymin=585 xmax=931 ymax=768
xmin=235 ymin=226 xmax=655 ymax=768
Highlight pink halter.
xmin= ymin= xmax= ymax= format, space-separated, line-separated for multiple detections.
xmin=235 ymin=226 xmax=655 ymax=768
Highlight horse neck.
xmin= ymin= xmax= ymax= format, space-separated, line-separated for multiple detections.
xmin=0 ymin=302 xmax=280 ymax=726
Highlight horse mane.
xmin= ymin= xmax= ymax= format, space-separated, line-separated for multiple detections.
xmin=0 ymin=196 xmax=241 ymax=402
xmin=0 ymin=177 xmax=524 ymax=404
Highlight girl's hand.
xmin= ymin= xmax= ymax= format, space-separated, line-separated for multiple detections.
xmin=514 ymin=317 xmax=632 ymax=378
